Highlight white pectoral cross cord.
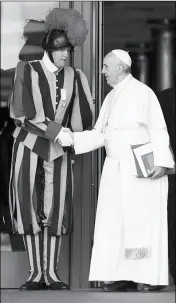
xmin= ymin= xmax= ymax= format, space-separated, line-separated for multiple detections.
xmin=103 ymin=76 xmax=132 ymax=132
xmin=104 ymin=89 xmax=117 ymax=131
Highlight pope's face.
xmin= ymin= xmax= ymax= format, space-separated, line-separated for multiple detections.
xmin=52 ymin=48 xmax=69 ymax=68
xmin=102 ymin=53 xmax=122 ymax=87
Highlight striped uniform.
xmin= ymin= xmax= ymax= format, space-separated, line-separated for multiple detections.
xmin=8 ymin=58 xmax=93 ymax=284
xmin=9 ymin=59 xmax=93 ymax=236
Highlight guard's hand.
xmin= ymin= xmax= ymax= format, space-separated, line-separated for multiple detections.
xmin=148 ymin=166 xmax=166 ymax=179
xmin=62 ymin=128 xmax=74 ymax=143
xmin=56 ymin=128 xmax=74 ymax=146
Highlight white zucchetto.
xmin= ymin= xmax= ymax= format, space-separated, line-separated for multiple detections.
xmin=112 ymin=49 xmax=132 ymax=67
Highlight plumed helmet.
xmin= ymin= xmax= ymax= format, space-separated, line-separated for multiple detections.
xmin=42 ymin=29 xmax=72 ymax=52
xmin=42 ymin=8 xmax=88 ymax=52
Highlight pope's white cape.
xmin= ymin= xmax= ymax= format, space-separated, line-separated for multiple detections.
xmin=74 ymin=75 xmax=174 ymax=285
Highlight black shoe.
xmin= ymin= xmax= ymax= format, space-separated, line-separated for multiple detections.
xmin=48 ymin=281 xmax=70 ymax=290
xmin=19 ymin=281 xmax=46 ymax=291
xmin=140 ymin=284 xmax=166 ymax=292
xmin=102 ymin=281 xmax=137 ymax=292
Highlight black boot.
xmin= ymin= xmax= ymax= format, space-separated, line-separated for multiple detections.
xmin=20 ymin=281 xmax=46 ymax=291
xmin=48 ymin=281 xmax=70 ymax=290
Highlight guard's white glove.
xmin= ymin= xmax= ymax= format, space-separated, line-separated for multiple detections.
xmin=55 ymin=128 xmax=73 ymax=146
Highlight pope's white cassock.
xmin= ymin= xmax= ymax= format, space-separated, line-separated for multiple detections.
xmin=74 ymin=74 xmax=175 ymax=285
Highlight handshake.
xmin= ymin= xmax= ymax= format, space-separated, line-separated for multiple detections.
xmin=55 ymin=128 xmax=74 ymax=147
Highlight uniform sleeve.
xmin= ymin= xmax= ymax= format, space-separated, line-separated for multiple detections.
xmin=146 ymin=88 xmax=175 ymax=168
xmin=70 ymin=68 xmax=94 ymax=132
xmin=9 ymin=61 xmax=62 ymax=141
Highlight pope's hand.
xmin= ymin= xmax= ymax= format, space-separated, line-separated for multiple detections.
xmin=148 ymin=166 xmax=166 ymax=179
xmin=56 ymin=128 xmax=74 ymax=146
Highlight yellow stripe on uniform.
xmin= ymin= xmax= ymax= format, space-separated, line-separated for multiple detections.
xmin=33 ymin=233 xmax=42 ymax=282
xmin=26 ymin=235 xmax=34 ymax=281
xmin=30 ymin=151 xmax=41 ymax=235
xmin=43 ymin=161 xmax=54 ymax=221
xmin=57 ymin=153 xmax=68 ymax=235
xmin=14 ymin=142 xmax=25 ymax=234
xmin=49 ymin=236 xmax=58 ymax=282
xmin=75 ymin=68 xmax=94 ymax=114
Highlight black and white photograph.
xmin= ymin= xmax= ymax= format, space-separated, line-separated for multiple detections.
xmin=1 ymin=1 xmax=175 ymax=303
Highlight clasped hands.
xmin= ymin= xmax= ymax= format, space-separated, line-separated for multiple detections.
xmin=55 ymin=127 xmax=74 ymax=147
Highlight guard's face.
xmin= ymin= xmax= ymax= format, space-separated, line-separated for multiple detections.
xmin=102 ymin=54 xmax=122 ymax=87
xmin=52 ymin=48 xmax=69 ymax=68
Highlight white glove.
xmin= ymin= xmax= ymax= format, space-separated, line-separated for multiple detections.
xmin=55 ymin=128 xmax=74 ymax=146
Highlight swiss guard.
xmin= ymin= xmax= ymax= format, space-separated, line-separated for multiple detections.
xmin=9 ymin=8 xmax=93 ymax=290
